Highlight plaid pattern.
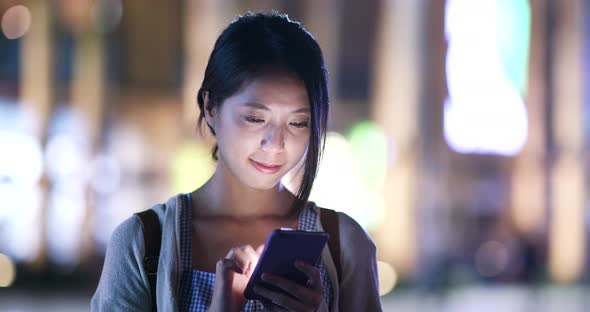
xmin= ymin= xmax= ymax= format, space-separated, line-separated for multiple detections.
xmin=298 ymin=204 xmax=334 ymax=309
xmin=178 ymin=194 xmax=334 ymax=311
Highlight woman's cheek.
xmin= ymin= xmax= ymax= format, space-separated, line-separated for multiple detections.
xmin=288 ymin=138 xmax=308 ymax=160
xmin=231 ymin=128 xmax=263 ymax=149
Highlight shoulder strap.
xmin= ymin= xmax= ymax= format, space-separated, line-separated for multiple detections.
xmin=135 ymin=209 xmax=161 ymax=312
xmin=319 ymin=208 xmax=341 ymax=283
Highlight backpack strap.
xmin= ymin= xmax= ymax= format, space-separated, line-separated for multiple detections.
xmin=135 ymin=209 xmax=161 ymax=312
xmin=319 ymin=208 xmax=341 ymax=284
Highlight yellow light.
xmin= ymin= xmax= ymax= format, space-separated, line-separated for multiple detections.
xmin=0 ymin=253 xmax=16 ymax=287
xmin=171 ymin=142 xmax=215 ymax=193
xmin=377 ymin=260 xmax=397 ymax=296
xmin=305 ymin=132 xmax=367 ymax=227
xmin=549 ymin=155 xmax=585 ymax=283
xmin=1 ymin=5 xmax=31 ymax=39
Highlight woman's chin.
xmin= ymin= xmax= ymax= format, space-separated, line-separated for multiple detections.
xmin=240 ymin=174 xmax=284 ymax=191
xmin=245 ymin=180 xmax=282 ymax=191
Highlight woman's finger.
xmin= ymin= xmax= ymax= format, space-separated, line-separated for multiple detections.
xmin=216 ymin=258 xmax=242 ymax=275
xmin=260 ymin=273 xmax=321 ymax=306
xmin=226 ymin=247 xmax=251 ymax=274
xmin=242 ymin=245 xmax=261 ymax=274
xmin=253 ymin=285 xmax=309 ymax=311
xmin=295 ymin=260 xmax=323 ymax=291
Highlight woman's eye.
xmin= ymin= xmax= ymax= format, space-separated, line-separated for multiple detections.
xmin=290 ymin=121 xmax=309 ymax=128
xmin=245 ymin=116 xmax=265 ymax=123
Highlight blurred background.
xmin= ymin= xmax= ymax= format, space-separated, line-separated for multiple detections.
xmin=0 ymin=0 xmax=589 ymax=311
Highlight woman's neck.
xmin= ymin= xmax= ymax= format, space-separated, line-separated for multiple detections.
xmin=191 ymin=164 xmax=298 ymax=220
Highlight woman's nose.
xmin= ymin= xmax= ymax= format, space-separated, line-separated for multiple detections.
xmin=261 ymin=125 xmax=285 ymax=152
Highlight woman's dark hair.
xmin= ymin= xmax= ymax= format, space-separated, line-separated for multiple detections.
xmin=197 ymin=12 xmax=329 ymax=209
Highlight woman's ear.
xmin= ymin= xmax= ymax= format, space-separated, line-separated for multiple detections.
xmin=202 ymin=91 xmax=217 ymax=130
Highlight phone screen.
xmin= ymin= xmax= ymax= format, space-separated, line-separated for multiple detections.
xmin=243 ymin=229 xmax=329 ymax=300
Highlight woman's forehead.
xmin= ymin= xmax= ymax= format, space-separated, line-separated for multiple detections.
xmin=227 ymin=74 xmax=309 ymax=110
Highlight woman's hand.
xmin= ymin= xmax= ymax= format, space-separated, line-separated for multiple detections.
xmin=208 ymin=245 xmax=263 ymax=312
xmin=253 ymin=260 xmax=326 ymax=312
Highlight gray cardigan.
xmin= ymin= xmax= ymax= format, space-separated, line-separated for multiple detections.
xmin=91 ymin=194 xmax=382 ymax=311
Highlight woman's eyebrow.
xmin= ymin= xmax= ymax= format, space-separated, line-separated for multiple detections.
xmin=292 ymin=107 xmax=310 ymax=113
xmin=242 ymin=102 xmax=270 ymax=111
xmin=242 ymin=102 xmax=310 ymax=114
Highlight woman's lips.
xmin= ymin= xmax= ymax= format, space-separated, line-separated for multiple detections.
xmin=250 ymin=159 xmax=282 ymax=174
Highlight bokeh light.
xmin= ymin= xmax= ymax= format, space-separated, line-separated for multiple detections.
xmin=496 ymin=0 xmax=531 ymax=93
xmin=46 ymin=191 xmax=86 ymax=268
xmin=89 ymin=154 xmax=122 ymax=195
xmin=306 ymin=132 xmax=366 ymax=226
xmin=1 ymin=5 xmax=31 ymax=39
xmin=347 ymin=121 xmax=389 ymax=229
xmin=44 ymin=109 xmax=90 ymax=268
xmin=443 ymin=0 xmax=530 ymax=155
xmin=378 ymin=260 xmax=397 ymax=296
xmin=475 ymin=240 xmax=509 ymax=278
xmin=0 ymin=130 xmax=43 ymax=188
xmin=45 ymin=133 xmax=90 ymax=182
xmin=171 ymin=141 xmax=215 ymax=193
xmin=284 ymin=125 xmax=389 ymax=230
xmin=0 ymin=185 xmax=42 ymax=262
xmin=0 ymin=253 xmax=16 ymax=287
xmin=0 ymin=105 xmax=44 ymax=262
xmin=347 ymin=121 xmax=388 ymax=191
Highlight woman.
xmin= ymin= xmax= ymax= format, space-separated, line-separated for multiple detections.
xmin=92 ymin=12 xmax=381 ymax=311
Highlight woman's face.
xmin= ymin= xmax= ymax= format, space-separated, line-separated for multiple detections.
xmin=205 ymin=72 xmax=310 ymax=190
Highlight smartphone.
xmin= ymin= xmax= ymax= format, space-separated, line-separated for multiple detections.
xmin=243 ymin=228 xmax=329 ymax=300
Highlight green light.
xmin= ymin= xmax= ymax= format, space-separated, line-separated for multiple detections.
xmin=348 ymin=121 xmax=388 ymax=190
xmin=171 ymin=142 xmax=215 ymax=193
xmin=347 ymin=121 xmax=389 ymax=230
xmin=496 ymin=0 xmax=531 ymax=94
